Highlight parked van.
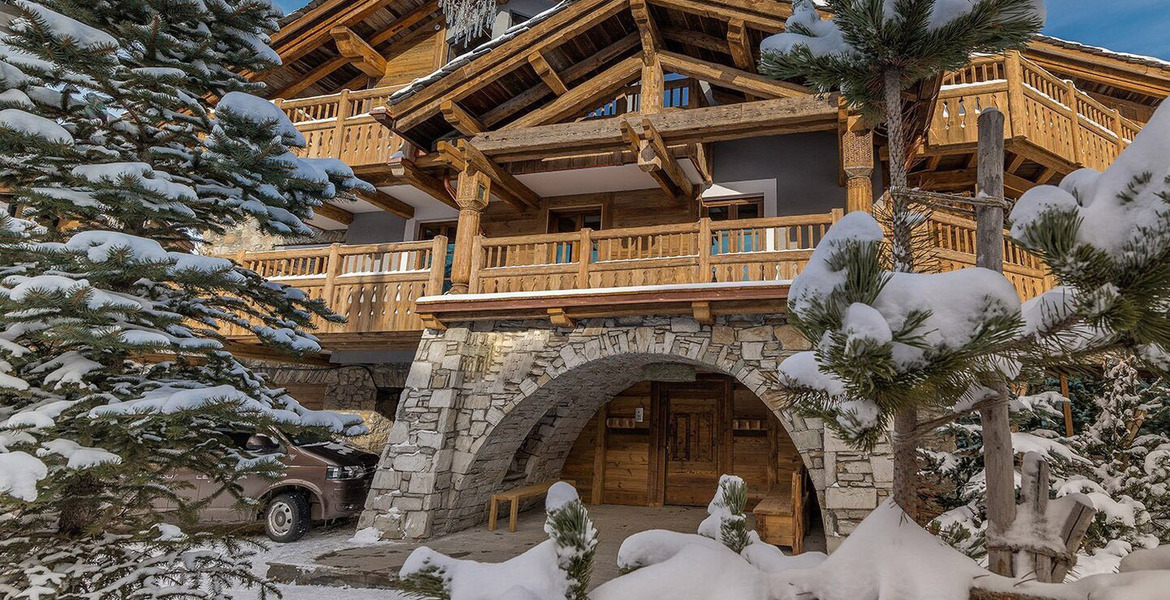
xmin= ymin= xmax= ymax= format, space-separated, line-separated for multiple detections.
xmin=172 ymin=430 xmax=379 ymax=542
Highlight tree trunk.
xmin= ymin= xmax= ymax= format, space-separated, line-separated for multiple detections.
xmin=58 ymin=473 xmax=102 ymax=537
xmin=892 ymin=405 xmax=920 ymax=519
xmin=883 ymin=69 xmax=913 ymax=274
xmin=883 ymin=68 xmax=921 ymax=519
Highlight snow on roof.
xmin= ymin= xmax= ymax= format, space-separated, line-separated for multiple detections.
xmin=1034 ymin=35 xmax=1170 ymax=73
xmin=389 ymin=0 xmax=577 ymax=106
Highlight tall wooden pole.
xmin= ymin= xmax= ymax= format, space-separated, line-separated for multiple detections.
xmin=976 ymin=108 xmax=1017 ymax=577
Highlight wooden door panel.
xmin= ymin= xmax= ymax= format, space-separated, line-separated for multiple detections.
xmin=665 ymin=393 xmax=721 ymax=506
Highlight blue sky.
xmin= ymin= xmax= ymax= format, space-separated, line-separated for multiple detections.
xmin=271 ymin=0 xmax=1170 ymax=61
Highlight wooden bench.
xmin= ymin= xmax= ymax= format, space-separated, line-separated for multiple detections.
xmin=488 ymin=479 xmax=575 ymax=532
xmin=753 ymin=468 xmax=809 ymax=554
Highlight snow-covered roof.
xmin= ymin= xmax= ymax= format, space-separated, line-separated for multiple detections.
xmin=389 ymin=0 xmax=576 ymax=106
xmin=1033 ymin=35 xmax=1170 ymax=73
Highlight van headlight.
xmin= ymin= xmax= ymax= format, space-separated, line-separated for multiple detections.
xmin=326 ymin=465 xmax=365 ymax=480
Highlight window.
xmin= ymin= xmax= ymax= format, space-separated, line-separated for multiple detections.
xmin=417 ymin=220 xmax=458 ymax=241
xmin=547 ymin=208 xmax=602 ymax=264
xmin=548 ymin=208 xmax=603 ymax=233
xmin=701 ymin=196 xmax=764 ymax=221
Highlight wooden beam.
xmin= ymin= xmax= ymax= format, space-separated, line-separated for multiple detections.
xmin=367 ymin=2 xmax=440 ymax=47
xmin=480 ymin=33 xmax=640 ymax=128
xmin=630 ymin=0 xmax=662 ymax=59
xmin=506 ymin=56 xmax=643 ymax=129
xmin=909 ymin=168 xmax=1036 ymax=196
xmin=658 ymin=50 xmax=808 ymax=99
xmin=440 ymin=100 xmax=485 ymax=135
xmin=692 ymin=301 xmax=714 ymax=325
xmin=1036 ymin=167 xmax=1057 ymax=185
xmin=268 ymin=0 xmax=395 ymax=67
xmin=445 ymin=140 xmax=542 ymax=210
xmin=331 ymin=26 xmax=387 ymax=78
xmin=726 ymin=19 xmax=755 ymax=73
xmin=312 ymin=201 xmax=354 ymax=225
xmin=528 ymin=52 xmax=568 ymax=95
xmin=548 ymin=308 xmax=575 ymax=328
xmin=646 ymin=0 xmax=791 ymax=32
xmin=661 ymin=28 xmax=730 ymax=55
xmin=621 ymin=117 xmax=694 ymax=199
xmin=267 ymin=56 xmax=349 ymax=98
xmin=389 ymin=156 xmax=458 ymax=209
xmin=472 ymin=95 xmax=840 ymax=162
xmin=355 ymin=188 xmax=415 ymax=219
xmin=389 ymin=0 xmax=627 ymax=129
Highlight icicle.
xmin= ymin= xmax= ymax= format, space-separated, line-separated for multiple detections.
xmin=440 ymin=0 xmax=499 ymax=44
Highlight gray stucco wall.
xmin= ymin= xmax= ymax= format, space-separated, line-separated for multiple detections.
xmin=344 ymin=212 xmax=407 ymax=245
xmin=712 ymin=132 xmax=883 ymax=216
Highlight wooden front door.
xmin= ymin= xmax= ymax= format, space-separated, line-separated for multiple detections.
xmin=664 ymin=384 xmax=723 ymax=506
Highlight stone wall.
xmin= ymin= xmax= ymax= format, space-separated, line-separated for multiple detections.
xmin=357 ymin=314 xmax=893 ymax=551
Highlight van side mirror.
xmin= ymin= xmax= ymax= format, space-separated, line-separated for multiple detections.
xmin=246 ymin=434 xmax=279 ymax=452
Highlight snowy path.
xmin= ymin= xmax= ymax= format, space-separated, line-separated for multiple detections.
xmin=224 ymin=524 xmax=408 ymax=600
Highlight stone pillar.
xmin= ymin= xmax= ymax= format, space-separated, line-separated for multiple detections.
xmin=842 ymin=114 xmax=875 ymax=214
xmin=448 ymin=168 xmax=490 ymax=294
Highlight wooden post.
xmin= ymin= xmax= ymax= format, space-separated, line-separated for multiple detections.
xmin=976 ymin=108 xmax=1017 ymax=578
xmin=332 ymin=89 xmax=351 ymax=159
xmin=449 ymin=168 xmax=490 ymax=294
xmin=1021 ymin=453 xmax=1054 ymax=580
xmin=1063 ymin=80 xmax=1083 ymax=165
xmin=842 ymin=114 xmax=875 ymax=213
xmin=697 ymin=217 xmax=712 ymax=283
xmin=577 ymin=228 xmax=592 ymax=288
xmin=1060 ymin=374 xmax=1075 ymax=437
xmin=641 ymin=57 xmax=664 ymax=114
xmin=427 ymin=235 xmax=447 ymax=296
xmin=1004 ymin=51 xmax=1027 ymax=139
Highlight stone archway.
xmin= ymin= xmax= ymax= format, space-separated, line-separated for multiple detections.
xmin=358 ymin=315 xmax=892 ymax=550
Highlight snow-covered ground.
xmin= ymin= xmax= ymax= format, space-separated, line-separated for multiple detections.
xmin=224 ymin=524 xmax=407 ymax=600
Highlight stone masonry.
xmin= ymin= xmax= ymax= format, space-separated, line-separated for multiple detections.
xmin=358 ymin=314 xmax=893 ymax=551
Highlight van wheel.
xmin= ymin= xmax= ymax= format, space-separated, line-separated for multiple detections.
xmin=265 ymin=493 xmax=310 ymax=543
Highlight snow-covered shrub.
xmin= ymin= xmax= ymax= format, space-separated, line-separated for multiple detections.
xmin=697 ymin=475 xmax=751 ymax=553
xmin=0 ymin=0 xmax=370 ymax=596
xmin=398 ymin=483 xmax=597 ymax=600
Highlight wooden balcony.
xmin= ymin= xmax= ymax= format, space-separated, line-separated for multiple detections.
xmin=221 ymin=212 xmax=1054 ymax=353
xmin=274 ymin=86 xmax=406 ymax=173
xmin=928 ymin=52 xmax=1141 ymax=175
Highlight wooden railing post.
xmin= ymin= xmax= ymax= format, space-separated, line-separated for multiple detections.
xmin=332 ymin=88 xmax=351 ymax=159
xmin=577 ymin=228 xmax=592 ymax=288
xmin=1004 ymin=51 xmax=1027 ymax=139
xmin=1109 ymin=107 xmax=1126 ymax=154
xmin=830 ymin=208 xmax=845 ymax=224
xmin=428 ymin=236 xmax=447 ymax=296
xmin=1063 ymin=80 xmax=1083 ymax=165
xmin=320 ymin=243 xmax=341 ymax=319
xmin=697 ymin=218 xmax=712 ymax=283
xmin=468 ymin=235 xmax=484 ymax=294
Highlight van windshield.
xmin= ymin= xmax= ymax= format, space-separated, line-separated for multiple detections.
xmin=284 ymin=429 xmax=335 ymax=446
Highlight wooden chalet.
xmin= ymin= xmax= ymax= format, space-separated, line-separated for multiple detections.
xmin=219 ymin=0 xmax=1170 ymax=546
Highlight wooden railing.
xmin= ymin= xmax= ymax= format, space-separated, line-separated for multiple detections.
xmin=470 ymin=212 xmax=843 ymax=294
xmin=926 ymin=211 xmax=1054 ymax=300
xmin=221 ymin=213 xmax=1056 ymax=340
xmin=931 ymin=52 xmax=1140 ymax=171
xmin=273 ymin=86 xmax=406 ymax=169
xmin=222 ymin=238 xmax=447 ymax=337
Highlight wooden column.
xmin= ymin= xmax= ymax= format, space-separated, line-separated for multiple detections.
xmin=842 ymin=115 xmax=875 ymax=213
xmin=976 ymin=108 xmax=1017 ymax=578
xmin=449 ymin=168 xmax=491 ymax=294
xmin=641 ymin=58 xmax=665 ymax=114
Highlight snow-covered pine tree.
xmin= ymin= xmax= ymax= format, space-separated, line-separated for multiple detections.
xmin=758 ymin=0 xmax=1045 ymax=520
xmin=1069 ymin=359 xmax=1170 ymax=549
xmin=0 ymin=0 xmax=370 ymax=597
xmin=544 ymin=483 xmax=599 ymax=600
xmin=698 ymin=475 xmax=751 ymax=554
